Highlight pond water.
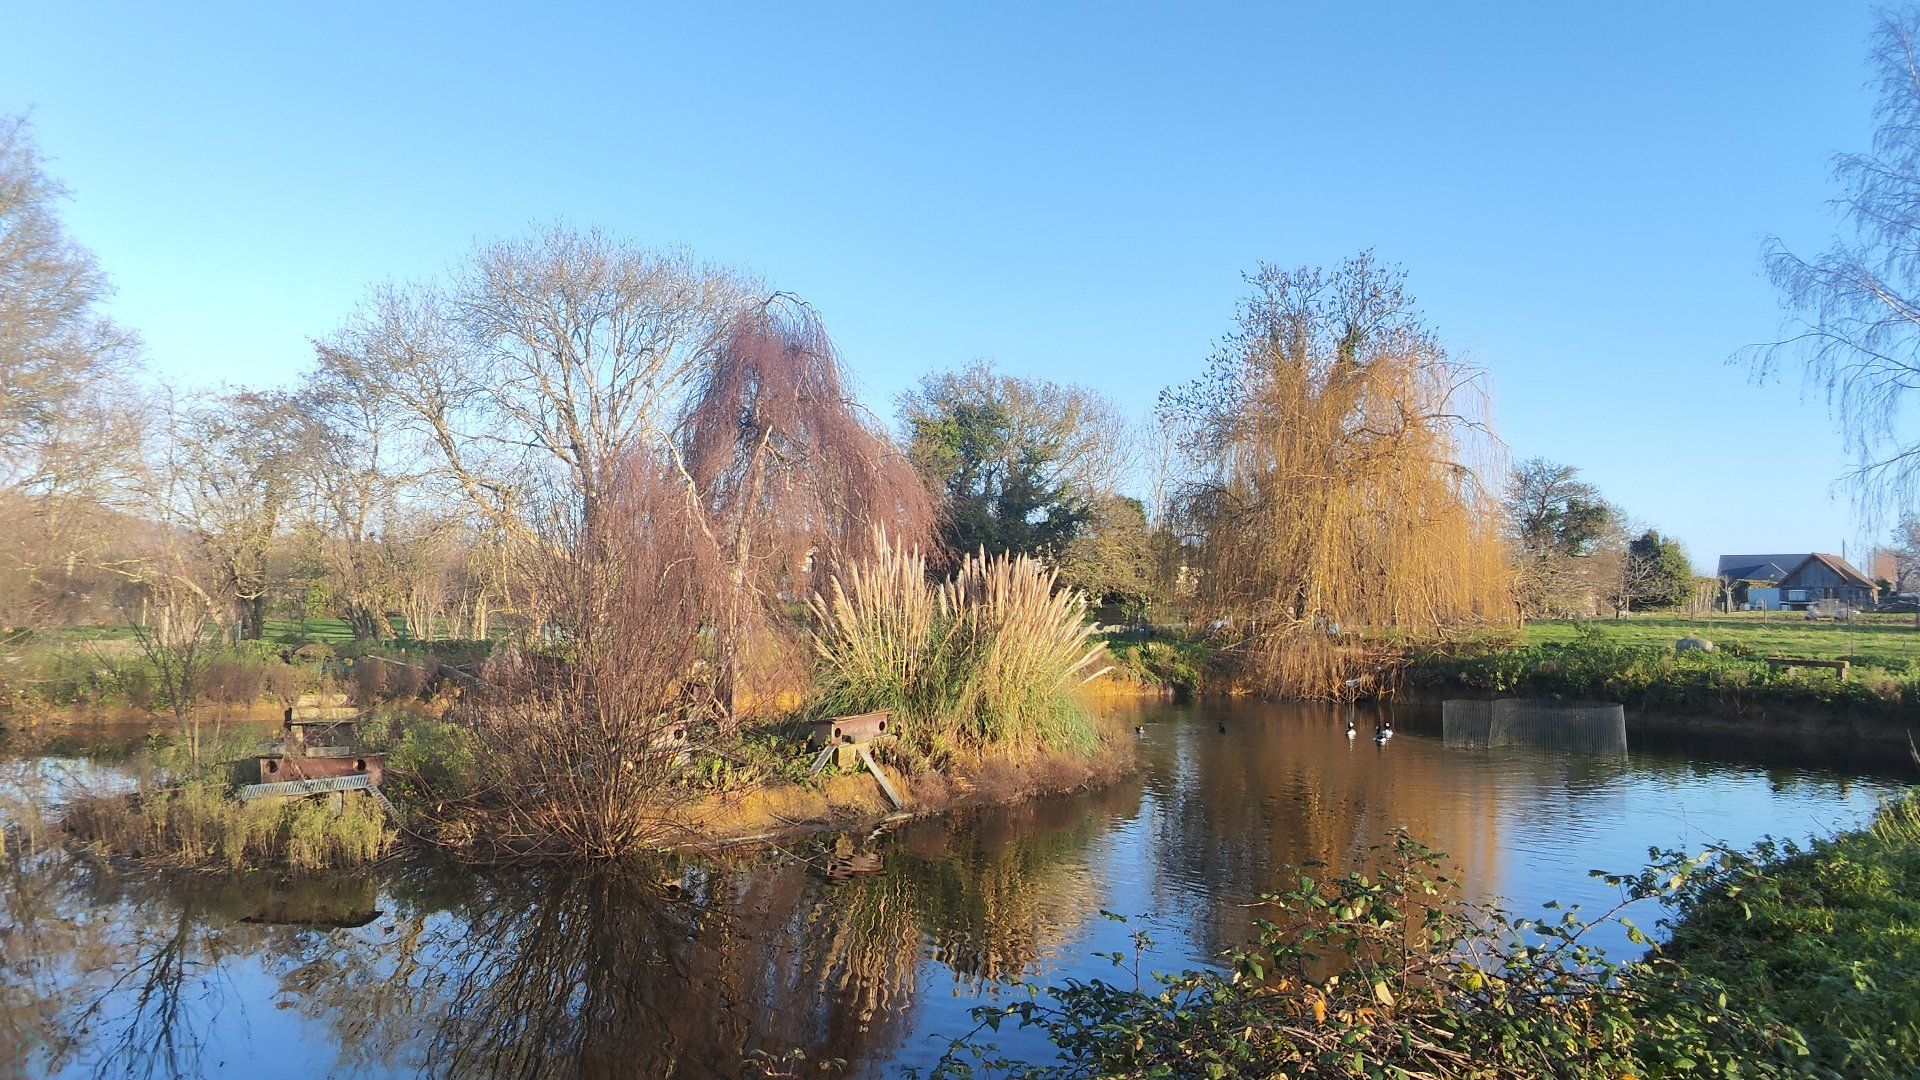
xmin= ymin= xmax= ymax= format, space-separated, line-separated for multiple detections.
xmin=0 ymin=700 xmax=1909 ymax=1078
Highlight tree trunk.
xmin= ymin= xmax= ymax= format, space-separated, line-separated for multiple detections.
xmin=345 ymin=600 xmax=392 ymax=641
xmin=241 ymin=595 xmax=266 ymax=640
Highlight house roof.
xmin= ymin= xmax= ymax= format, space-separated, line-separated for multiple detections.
xmin=1783 ymin=552 xmax=1876 ymax=589
xmin=1716 ymin=554 xmax=1805 ymax=583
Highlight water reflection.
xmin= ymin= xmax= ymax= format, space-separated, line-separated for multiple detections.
xmin=1 ymin=789 xmax=1136 ymax=1077
xmin=1 ymin=701 xmax=1908 ymax=1078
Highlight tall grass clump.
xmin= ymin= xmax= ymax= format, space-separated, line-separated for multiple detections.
xmin=810 ymin=530 xmax=1111 ymax=762
xmin=63 ymin=778 xmax=393 ymax=870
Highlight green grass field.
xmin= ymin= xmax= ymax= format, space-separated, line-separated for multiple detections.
xmin=1520 ymin=611 xmax=1920 ymax=670
xmin=1406 ymin=610 xmax=1920 ymax=720
xmin=32 ymin=617 xmax=439 ymax=648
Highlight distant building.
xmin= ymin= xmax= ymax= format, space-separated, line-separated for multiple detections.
xmin=1716 ymin=553 xmax=1878 ymax=610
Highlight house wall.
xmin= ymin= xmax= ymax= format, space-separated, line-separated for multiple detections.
xmin=1780 ymin=562 xmax=1874 ymax=608
xmin=1746 ymin=587 xmax=1782 ymax=611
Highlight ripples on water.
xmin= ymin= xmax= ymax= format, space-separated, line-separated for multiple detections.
xmin=0 ymin=702 xmax=1907 ymax=1077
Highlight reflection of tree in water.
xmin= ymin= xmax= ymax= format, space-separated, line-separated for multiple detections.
xmin=0 ymin=846 xmax=93 ymax=1076
xmin=0 ymin=775 xmax=1128 ymax=1078
xmin=887 ymin=789 xmax=1125 ymax=987
xmin=0 ymin=841 xmax=377 ymax=1078
xmin=1151 ymin=701 xmax=1508 ymax=953
xmin=381 ymin=794 xmax=1122 ymax=1076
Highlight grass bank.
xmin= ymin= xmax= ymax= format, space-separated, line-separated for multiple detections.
xmin=1093 ymin=633 xmax=1212 ymax=699
xmin=1402 ymin=614 xmax=1920 ymax=738
xmin=910 ymin=790 xmax=1920 ymax=1078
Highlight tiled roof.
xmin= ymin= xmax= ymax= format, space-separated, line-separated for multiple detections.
xmin=1715 ymin=554 xmax=1805 ymax=582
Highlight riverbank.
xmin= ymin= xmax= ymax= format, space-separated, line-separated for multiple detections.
xmin=5 ymin=698 xmax=1903 ymax=1076
xmin=1400 ymin=619 xmax=1920 ymax=744
xmin=669 ymin=733 xmax=1138 ymax=852
xmin=1098 ymin=618 xmax=1920 ymax=744
xmin=38 ymin=703 xmax=1140 ymax=870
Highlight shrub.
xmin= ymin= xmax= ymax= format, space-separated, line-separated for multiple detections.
xmin=1637 ymin=791 xmax=1920 ymax=1075
xmin=201 ymin=655 xmax=268 ymax=709
xmin=919 ymin=834 xmax=1667 ymax=1078
xmin=1100 ymin=636 xmax=1208 ymax=696
xmin=350 ymin=655 xmax=391 ymax=702
xmin=1402 ymin=632 xmax=1916 ymax=717
xmin=372 ymin=711 xmax=479 ymax=805
xmin=262 ymin=661 xmax=308 ymax=708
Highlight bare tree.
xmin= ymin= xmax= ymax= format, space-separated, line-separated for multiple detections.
xmin=122 ymin=415 xmax=229 ymax=763
xmin=0 ymin=113 xmax=141 ymax=488
xmin=451 ymin=459 xmax=728 ymax=857
xmin=1753 ymin=10 xmax=1920 ymax=512
xmin=1607 ymin=541 xmax=1661 ymax=619
xmin=1887 ymin=514 xmax=1920 ymax=596
xmin=0 ymin=112 xmax=146 ymax=632
xmin=318 ymin=227 xmax=753 ymax=537
xmin=291 ymin=354 xmax=428 ymax=640
xmin=166 ymin=390 xmax=301 ymax=639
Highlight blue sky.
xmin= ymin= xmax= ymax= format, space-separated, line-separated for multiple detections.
xmin=1 ymin=3 xmax=1892 ymax=571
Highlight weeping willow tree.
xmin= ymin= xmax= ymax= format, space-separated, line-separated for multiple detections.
xmin=1164 ymin=254 xmax=1513 ymax=697
xmin=679 ymin=295 xmax=937 ymax=716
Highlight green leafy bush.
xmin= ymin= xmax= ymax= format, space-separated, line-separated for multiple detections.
xmin=1100 ymin=636 xmax=1209 ymax=696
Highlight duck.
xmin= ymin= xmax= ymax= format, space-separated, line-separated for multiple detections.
xmin=1134 ymin=725 xmax=1146 ymax=736
xmin=1374 ymin=722 xmax=1393 ymax=745
xmin=1218 ymin=721 xmax=1227 ymax=734
xmin=1345 ymin=716 xmax=1357 ymax=739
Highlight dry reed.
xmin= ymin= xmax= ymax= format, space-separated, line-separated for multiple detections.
xmin=809 ymin=529 xmax=1110 ymax=760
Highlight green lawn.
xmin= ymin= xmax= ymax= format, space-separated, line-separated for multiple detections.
xmin=1520 ymin=612 xmax=1920 ymax=670
xmin=261 ymin=617 xmax=361 ymax=644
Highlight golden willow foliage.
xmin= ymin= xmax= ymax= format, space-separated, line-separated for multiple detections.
xmin=809 ymin=530 xmax=1110 ymax=760
xmin=1164 ymin=254 xmax=1513 ymax=698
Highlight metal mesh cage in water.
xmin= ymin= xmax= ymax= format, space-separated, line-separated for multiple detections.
xmin=1442 ymin=699 xmax=1494 ymax=747
xmin=1445 ymin=698 xmax=1627 ymax=756
xmin=1492 ymin=699 xmax=1626 ymax=756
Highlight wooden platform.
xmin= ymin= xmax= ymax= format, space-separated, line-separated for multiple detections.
xmin=1766 ymin=656 xmax=1849 ymax=681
